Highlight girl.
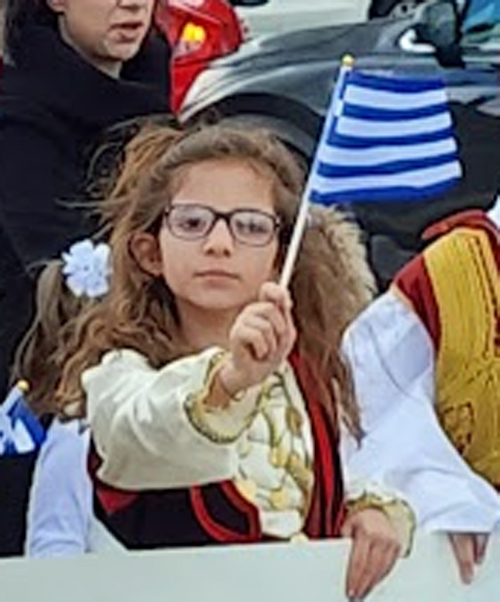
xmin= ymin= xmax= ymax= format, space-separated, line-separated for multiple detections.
xmin=11 ymin=249 xmax=108 ymax=557
xmin=0 ymin=257 xmax=93 ymax=557
xmin=57 ymin=124 xmax=414 ymax=601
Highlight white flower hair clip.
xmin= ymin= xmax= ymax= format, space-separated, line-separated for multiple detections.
xmin=61 ymin=239 xmax=111 ymax=298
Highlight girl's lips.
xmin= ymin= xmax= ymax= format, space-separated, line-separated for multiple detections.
xmin=196 ymin=270 xmax=239 ymax=279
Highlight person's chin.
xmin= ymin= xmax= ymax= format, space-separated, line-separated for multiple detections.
xmin=108 ymin=40 xmax=145 ymax=62
xmin=191 ymin=291 xmax=245 ymax=313
xmin=118 ymin=45 xmax=143 ymax=61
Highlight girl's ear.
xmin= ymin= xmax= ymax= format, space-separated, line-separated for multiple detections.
xmin=46 ymin=0 xmax=67 ymax=13
xmin=129 ymin=233 xmax=163 ymax=277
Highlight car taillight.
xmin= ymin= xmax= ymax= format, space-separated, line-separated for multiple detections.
xmin=174 ymin=22 xmax=208 ymax=59
xmin=156 ymin=0 xmax=243 ymax=114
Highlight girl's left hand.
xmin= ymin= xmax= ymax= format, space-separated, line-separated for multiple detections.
xmin=340 ymin=507 xmax=402 ymax=601
xmin=448 ymin=532 xmax=489 ymax=584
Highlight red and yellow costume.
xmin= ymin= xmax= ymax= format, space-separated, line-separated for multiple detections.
xmin=394 ymin=210 xmax=500 ymax=486
xmin=342 ymin=202 xmax=500 ymax=533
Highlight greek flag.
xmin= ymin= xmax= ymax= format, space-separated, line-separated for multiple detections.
xmin=308 ymin=67 xmax=462 ymax=205
xmin=0 ymin=382 xmax=46 ymax=456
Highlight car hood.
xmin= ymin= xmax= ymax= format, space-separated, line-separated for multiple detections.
xmin=181 ymin=16 xmax=416 ymax=118
xmin=212 ymin=17 xmax=410 ymax=70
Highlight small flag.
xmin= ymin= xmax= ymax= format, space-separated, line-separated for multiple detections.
xmin=0 ymin=382 xmax=46 ymax=456
xmin=308 ymin=67 xmax=462 ymax=205
xmin=280 ymin=57 xmax=463 ymax=287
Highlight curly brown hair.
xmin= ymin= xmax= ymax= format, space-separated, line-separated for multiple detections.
xmin=56 ymin=123 xmax=375 ymax=437
xmin=12 ymin=260 xmax=90 ymax=416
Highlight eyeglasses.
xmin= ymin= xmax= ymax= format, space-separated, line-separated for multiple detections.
xmin=163 ymin=204 xmax=281 ymax=247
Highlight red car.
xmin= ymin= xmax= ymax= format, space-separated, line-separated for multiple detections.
xmin=156 ymin=0 xmax=244 ymax=114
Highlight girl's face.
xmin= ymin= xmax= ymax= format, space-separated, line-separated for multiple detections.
xmin=157 ymin=158 xmax=280 ymax=319
xmin=47 ymin=0 xmax=155 ymax=76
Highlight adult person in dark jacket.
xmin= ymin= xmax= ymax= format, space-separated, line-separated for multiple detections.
xmin=0 ymin=0 xmax=171 ymax=557
xmin=0 ymin=0 xmax=170 ymax=392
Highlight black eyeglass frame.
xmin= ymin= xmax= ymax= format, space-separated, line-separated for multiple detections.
xmin=163 ymin=204 xmax=281 ymax=247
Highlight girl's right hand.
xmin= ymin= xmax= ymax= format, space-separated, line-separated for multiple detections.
xmin=448 ymin=532 xmax=489 ymax=584
xmin=341 ymin=507 xmax=402 ymax=601
xmin=219 ymin=282 xmax=297 ymax=395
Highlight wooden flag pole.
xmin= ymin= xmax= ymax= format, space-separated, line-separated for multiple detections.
xmin=279 ymin=54 xmax=354 ymax=288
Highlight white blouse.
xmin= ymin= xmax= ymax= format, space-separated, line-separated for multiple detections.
xmin=341 ymin=199 xmax=500 ymax=533
xmin=25 ymin=420 xmax=91 ymax=557
xmin=25 ymin=420 xmax=123 ymax=557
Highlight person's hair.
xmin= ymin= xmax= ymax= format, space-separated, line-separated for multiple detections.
xmin=5 ymin=0 xmax=57 ymax=59
xmin=11 ymin=260 xmax=89 ymax=416
xmin=56 ymin=124 xmax=375 ymax=436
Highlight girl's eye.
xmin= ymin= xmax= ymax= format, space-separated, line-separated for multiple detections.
xmin=180 ymin=216 xmax=207 ymax=232
xmin=235 ymin=218 xmax=269 ymax=235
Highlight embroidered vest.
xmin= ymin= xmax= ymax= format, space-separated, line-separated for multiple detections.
xmin=397 ymin=211 xmax=500 ymax=485
xmin=89 ymin=354 xmax=345 ymax=549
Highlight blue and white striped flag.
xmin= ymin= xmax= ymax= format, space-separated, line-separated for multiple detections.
xmin=280 ymin=60 xmax=463 ymax=286
xmin=308 ymin=68 xmax=462 ymax=205
xmin=0 ymin=382 xmax=46 ymax=456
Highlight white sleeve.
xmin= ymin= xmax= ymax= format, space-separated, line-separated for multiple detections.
xmin=84 ymin=348 xmax=256 ymax=491
xmin=341 ymin=291 xmax=500 ymax=533
xmin=25 ymin=421 xmax=92 ymax=557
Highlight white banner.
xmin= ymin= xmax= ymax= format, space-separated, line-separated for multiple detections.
xmin=0 ymin=534 xmax=499 ymax=601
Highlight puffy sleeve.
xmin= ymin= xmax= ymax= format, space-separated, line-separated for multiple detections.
xmin=25 ymin=420 xmax=92 ymax=557
xmin=84 ymin=348 xmax=260 ymax=491
xmin=341 ymin=290 xmax=500 ymax=533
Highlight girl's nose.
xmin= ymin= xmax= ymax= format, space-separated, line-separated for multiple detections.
xmin=202 ymin=219 xmax=235 ymax=255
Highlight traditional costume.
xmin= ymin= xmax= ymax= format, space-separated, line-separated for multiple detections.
xmin=342 ymin=197 xmax=500 ymax=532
xmin=85 ymin=348 xmax=413 ymax=550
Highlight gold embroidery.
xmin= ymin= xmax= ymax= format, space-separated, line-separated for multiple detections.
xmin=269 ymin=487 xmax=290 ymax=510
xmin=235 ymin=370 xmax=315 ymax=523
xmin=286 ymin=405 xmax=304 ymax=437
xmin=270 ymin=444 xmax=288 ymax=468
xmin=287 ymin=451 xmax=314 ymax=495
xmin=184 ymin=352 xmax=254 ymax=444
xmin=425 ymin=227 xmax=500 ymax=484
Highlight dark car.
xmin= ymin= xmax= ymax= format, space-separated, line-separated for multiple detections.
xmin=180 ymin=0 xmax=500 ymax=285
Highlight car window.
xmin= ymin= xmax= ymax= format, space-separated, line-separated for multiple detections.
xmin=462 ymin=0 xmax=500 ymax=46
